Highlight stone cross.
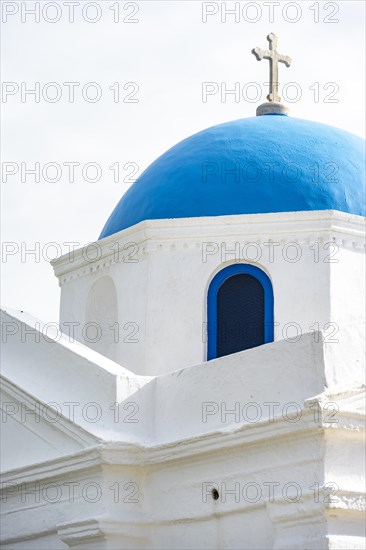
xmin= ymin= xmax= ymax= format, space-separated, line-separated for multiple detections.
xmin=252 ymin=33 xmax=291 ymax=103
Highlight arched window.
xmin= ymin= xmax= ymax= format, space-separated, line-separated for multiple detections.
xmin=207 ymin=264 xmax=274 ymax=360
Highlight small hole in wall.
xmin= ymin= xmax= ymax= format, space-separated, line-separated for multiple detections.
xmin=212 ymin=488 xmax=219 ymax=501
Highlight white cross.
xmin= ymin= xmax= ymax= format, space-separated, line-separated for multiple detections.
xmin=252 ymin=33 xmax=292 ymax=103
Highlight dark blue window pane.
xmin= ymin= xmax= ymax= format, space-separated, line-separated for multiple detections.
xmin=217 ymin=274 xmax=264 ymax=358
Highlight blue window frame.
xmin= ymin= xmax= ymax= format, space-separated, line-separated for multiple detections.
xmin=207 ymin=264 xmax=274 ymax=360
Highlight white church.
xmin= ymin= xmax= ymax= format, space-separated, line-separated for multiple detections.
xmin=1 ymin=34 xmax=365 ymax=549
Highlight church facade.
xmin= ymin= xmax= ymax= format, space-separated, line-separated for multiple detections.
xmin=1 ymin=35 xmax=365 ymax=549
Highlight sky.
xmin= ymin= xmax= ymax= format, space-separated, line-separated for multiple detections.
xmin=1 ymin=0 xmax=365 ymax=323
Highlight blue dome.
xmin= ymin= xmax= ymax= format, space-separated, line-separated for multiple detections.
xmin=100 ymin=115 xmax=365 ymax=238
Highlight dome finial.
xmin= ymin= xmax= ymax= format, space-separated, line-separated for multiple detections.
xmin=252 ymin=33 xmax=292 ymax=116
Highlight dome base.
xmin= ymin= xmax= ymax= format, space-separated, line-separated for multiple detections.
xmin=256 ymin=102 xmax=290 ymax=116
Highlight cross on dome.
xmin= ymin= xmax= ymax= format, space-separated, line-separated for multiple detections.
xmin=252 ymin=33 xmax=292 ymax=116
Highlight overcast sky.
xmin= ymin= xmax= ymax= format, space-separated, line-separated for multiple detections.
xmin=1 ymin=0 xmax=365 ymax=323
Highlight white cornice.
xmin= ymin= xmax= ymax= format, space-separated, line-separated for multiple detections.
xmin=51 ymin=210 xmax=365 ymax=285
xmin=1 ymin=404 xmax=364 ymax=487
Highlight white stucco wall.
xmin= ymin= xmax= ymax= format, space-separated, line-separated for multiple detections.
xmin=1 ymin=310 xmax=365 ymax=549
xmin=1 ymin=210 xmax=365 ymax=550
xmin=326 ymin=244 xmax=366 ymax=385
xmin=52 ymin=210 xmax=365 ymax=383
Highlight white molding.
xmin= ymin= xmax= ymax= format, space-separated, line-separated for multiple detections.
xmin=51 ymin=210 xmax=366 ymax=285
xmin=57 ymin=518 xmax=150 ymax=547
xmin=1 ymin=403 xmax=364 ymax=486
